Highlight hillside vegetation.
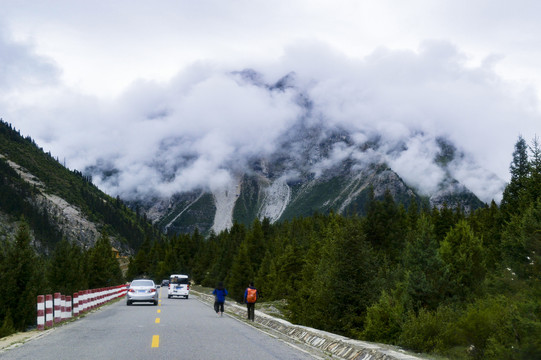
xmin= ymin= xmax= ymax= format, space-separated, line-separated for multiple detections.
xmin=0 ymin=120 xmax=162 ymax=252
xmin=0 ymin=120 xmax=166 ymax=335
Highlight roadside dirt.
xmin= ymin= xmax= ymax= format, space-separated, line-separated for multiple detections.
xmin=0 ymin=330 xmax=45 ymax=351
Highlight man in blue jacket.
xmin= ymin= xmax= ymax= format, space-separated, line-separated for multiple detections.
xmin=212 ymin=282 xmax=228 ymax=316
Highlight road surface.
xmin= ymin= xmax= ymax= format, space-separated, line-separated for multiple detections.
xmin=1 ymin=287 xmax=318 ymax=359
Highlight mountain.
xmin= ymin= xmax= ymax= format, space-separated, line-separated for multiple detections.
xmin=131 ymin=112 xmax=486 ymax=235
xmin=0 ymin=120 xmax=159 ymax=255
xmin=117 ymin=69 xmax=491 ymax=236
xmin=1 ymin=66 xmax=492 ymax=241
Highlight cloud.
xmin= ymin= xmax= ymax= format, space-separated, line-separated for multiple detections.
xmin=70 ymin=65 xmax=302 ymax=198
xmin=1 ymin=28 xmax=538 ymax=204
xmin=0 ymin=30 xmax=60 ymax=90
xmin=277 ymin=41 xmax=537 ymax=201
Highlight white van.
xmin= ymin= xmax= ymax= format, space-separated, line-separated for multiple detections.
xmin=168 ymin=274 xmax=190 ymax=299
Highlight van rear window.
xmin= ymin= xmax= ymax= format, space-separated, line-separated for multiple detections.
xmin=170 ymin=276 xmax=189 ymax=285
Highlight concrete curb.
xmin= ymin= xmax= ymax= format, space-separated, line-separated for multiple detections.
xmin=192 ymin=290 xmax=431 ymax=360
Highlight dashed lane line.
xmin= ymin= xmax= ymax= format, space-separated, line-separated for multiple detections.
xmin=151 ymin=335 xmax=159 ymax=348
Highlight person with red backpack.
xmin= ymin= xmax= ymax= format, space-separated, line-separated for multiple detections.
xmin=243 ymin=282 xmax=258 ymax=321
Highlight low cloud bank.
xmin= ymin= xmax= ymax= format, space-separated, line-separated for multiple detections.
xmin=2 ymin=35 xmax=538 ymax=203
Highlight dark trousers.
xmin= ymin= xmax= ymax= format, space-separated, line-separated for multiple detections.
xmin=214 ymin=301 xmax=224 ymax=313
xmin=247 ymin=303 xmax=255 ymax=321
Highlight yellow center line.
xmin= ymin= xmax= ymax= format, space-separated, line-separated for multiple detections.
xmin=152 ymin=335 xmax=159 ymax=348
xmin=155 ymin=317 xmax=160 ymax=324
xmin=157 ymin=309 xmax=161 ymax=313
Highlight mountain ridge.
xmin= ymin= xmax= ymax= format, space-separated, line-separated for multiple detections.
xmin=0 ymin=120 xmax=160 ymax=254
xmin=138 ymin=142 xmax=485 ymax=235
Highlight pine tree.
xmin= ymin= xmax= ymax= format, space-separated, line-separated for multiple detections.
xmin=363 ymin=190 xmax=407 ymax=262
xmin=288 ymin=230 xmax=322 ymax=326
xmin=469 ymin=201 xmax=503 ymax=270
xmin=246 ymin=218 xmax=266 ymax=274
xmin=0 ymin=309 xmax=15 ymax=338
xmin=0 ymin=219 xmax=40 ymax=331
xmin=226 ymin=241 xmax=254 ymax=302
xmin=47 ymin=238 xmax=86 ymax=295
xmin=501 ymin=136 xmax=530 ymax=216
xmin=439 ymin=220 xmax=486 ymax=300
xmin=528 ymin=136 xmax=541 ymax=204
xmin=501 ymin=200 xmax=541 ymax=279
xmin=403 ymin=215 xmax=445 ymax=311
xmin=254 ymin=249 xmax=277 ymax=300
xmin=87 ymin=231 xmax=123 ymax=288
xmin=272 ymin=244 xmax=304 ymax=300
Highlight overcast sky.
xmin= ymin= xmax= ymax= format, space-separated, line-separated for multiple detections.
xmin=0 ymin=0 xmax=540 ymax=203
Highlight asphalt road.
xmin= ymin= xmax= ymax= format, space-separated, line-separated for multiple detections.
xmin=1 ymin=288 xmax=317 ymax=359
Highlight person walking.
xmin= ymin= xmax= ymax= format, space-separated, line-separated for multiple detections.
xmin=243 ymin=282 xmax=258 ymax=321
xmin=212 ymin=282 xmax=228 ymax=317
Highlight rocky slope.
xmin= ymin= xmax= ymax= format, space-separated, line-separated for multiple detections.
xmin=141 ymin=123 xmax=485 ymax=235
xmin=0 ymin=120 xmax=157 ymax=254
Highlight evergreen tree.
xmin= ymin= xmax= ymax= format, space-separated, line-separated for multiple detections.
xmin=47 ymin=238 xmax=86 ymax=295
xmin=226 ymin=241 xmax=254 ymax=302
xmin=439 ymin=220 xmax=486 ymax=300
xmin=363 ymin=190 xmax=407 ymax=262
xmin=246 ymin=218 xmax=266 ymax=274
xmin=501 ymin=136 xmax=530 ymax=216
xmin=254 ymin=249 xmax=280 ymax=300
xmin=403 ymin=215 xmax=445 ymax=311
xmin=301 ymin=215 xmax=342 ymax=331
xmin=0 ymin=219 xmax=40 ymax=331
xmin=362 ymin=289 xmax=405 ymax=344
xmin=0 ymin=309 xmax=15 ymax=338
xmin=127 ymin=235 xmax=154 ymax=279
xmin=469 ymin=201 xmax=503 ymax=271
xmin=501 ymin=200 xmax=541 ymax=279
xmin=331 ymin=218 xmax=380 ymax=335
xmin=288 ymin=230 xmax=322 ymax=326
xmin=431 ymin=203 xmax=460 ymax=242
xmin=528 ymin=136 xmax=541 ymax=204
xmin=192 ymin=231 xmax=218 ymax=286
xmin=271 ymin=243 xmax=304 ymax=300
xmin=87 ymin=231 xmax=123 ymax=288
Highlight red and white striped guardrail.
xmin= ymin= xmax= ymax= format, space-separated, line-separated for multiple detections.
xmin=37 ymin=284 xmax=127 ymax=330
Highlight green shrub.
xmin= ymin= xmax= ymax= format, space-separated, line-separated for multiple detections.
xmin=456 ymin=296 xmax=522 ymax=360
xmin=0 ymin=310 xmax=15 ymax=338
xmin=399 ymin=305 xmax=457 ymax=354
xmin=362 ymin=290 xmax=404 ymax=343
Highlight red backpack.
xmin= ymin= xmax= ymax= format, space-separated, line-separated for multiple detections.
xmin=246 ymin=288 xmax=257 ymax=303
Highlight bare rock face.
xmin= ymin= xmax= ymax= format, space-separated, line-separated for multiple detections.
xmin=134 ymin=127 xmax=484 ymax=236
xmin=33 ymin=193 xmax=100 ymax=248
xmin=2 ymin=156 xmax=127 ymax=253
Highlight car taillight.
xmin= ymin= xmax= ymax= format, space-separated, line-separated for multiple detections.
xmin=129 ymin=289 xmax=135 ymax=293
xmin=150 ymin=288 xmax=156 ymax=293
xmin=187 ymin=284 xmax=189 ymax=290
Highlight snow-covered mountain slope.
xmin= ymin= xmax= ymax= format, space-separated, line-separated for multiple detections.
xmin=106 ymin=69 xmax=501 ymax=235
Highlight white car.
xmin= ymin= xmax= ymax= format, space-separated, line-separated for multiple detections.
xmin=126 ymin=279 xmax=158 ymax=305
xmin=168 ymin=274 xmax=190 ymax=299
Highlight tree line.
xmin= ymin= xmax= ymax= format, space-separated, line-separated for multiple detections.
xmin=0 ymin=224 xmax=124 ymax=337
